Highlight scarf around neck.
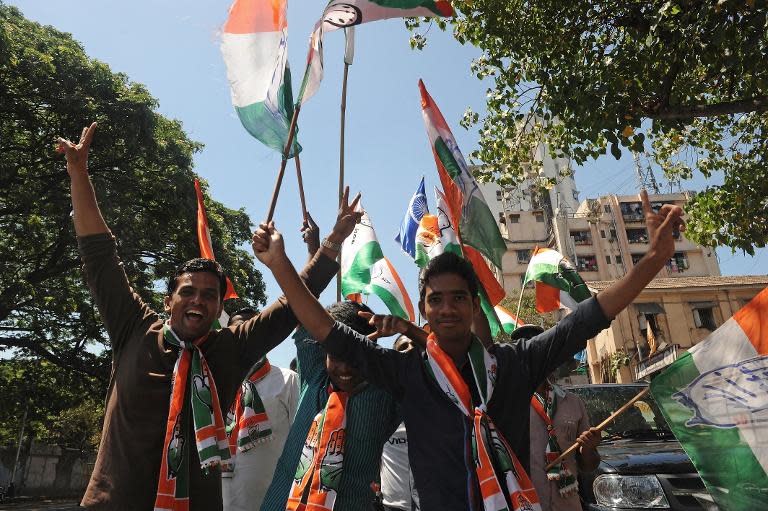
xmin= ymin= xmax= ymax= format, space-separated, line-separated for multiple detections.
xmin=287 ymin=385 xmax=349 ymax=511
xmin=154 ymin=323 xmax=230 ymax=511
xmin=225 ymin=359 xmax=274 ymax=462
xmin=531 ymin=388 xmax=578 ymax=496
xmin=425 ymin=334 xmax=541 ymax=511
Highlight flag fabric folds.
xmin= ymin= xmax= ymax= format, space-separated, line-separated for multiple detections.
xmin=396 ymin=177 xmax=429 ymax=259
xmin=221 ymin=0 xmax=300 ymax=156
xmin=418 ymin=79 xmax=506 ymax=269
xmin=523 ymin=247 xmax=590 ymax=313
xmin=341 ymin=205 xmax=415 ymax=321
xmin=494 ymin=305 xmax=523 ymax=335
xmin=650 ymin=287 xmax=768 ymax=510
xmin=299 ymin=1 xmax=454 ymax=103
xmin=194 ymin=180 xmax=238 ymax=302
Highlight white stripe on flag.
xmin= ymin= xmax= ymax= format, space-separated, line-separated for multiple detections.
xmin=221 ymin=31 xmax=284 ymax=106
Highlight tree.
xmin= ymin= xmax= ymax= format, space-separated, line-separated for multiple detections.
xmin=0 ymin=4 xmax=267 ymax=384
xmin=497 ymin=289 xmax=557 ymax=343
xmin=408 ymin=0 xmax=768 ymax=253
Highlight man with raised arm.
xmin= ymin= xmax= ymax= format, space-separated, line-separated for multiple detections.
xmin=251 ymin=188 xmax=683 ymax=511
xmin=58 ymin=123 xmax=357 ymax=511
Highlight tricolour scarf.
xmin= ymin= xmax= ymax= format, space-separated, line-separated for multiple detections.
xmin=425 ymin=335 xmax=541 ymax=511
xmin=154 ymin=323 xmax=230 ymax=511
xmin=530 ymin=389 xmax=578 ymax=496
xmin=225 ymin=359 xmax=274 ymax=460
xmin=287 ymin=385 xmax=348 ymax=511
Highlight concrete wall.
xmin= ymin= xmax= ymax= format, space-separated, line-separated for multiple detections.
xmin=0 ymin=441 xmax=94 ymax=497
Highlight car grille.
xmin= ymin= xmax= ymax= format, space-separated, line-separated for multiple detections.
xmin=657 ymin=474 xmax=720 ymax=511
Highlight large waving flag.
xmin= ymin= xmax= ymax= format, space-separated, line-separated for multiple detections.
xmin=650 ymin=287 xmax=768 ymax=510
xmin=221 ymin=0 xmax=300 ymax=156
xmin=194 ymin=180 xmax=237 ymax=329
xmin=523 ymin=247 xmax=590 ymax=313
xmin=396 ymin=177 xmax=428 ymax=258
xmin=418 ymin=79 xmax=506 ymax=269
xmin=299 ymin=0 xmax=454 ymax=103
xmin=341 ymin=204 xmax=384 ymax=296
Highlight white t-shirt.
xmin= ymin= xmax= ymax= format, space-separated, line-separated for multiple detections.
xmin=381 ymin=423 xmax=419 ymax=510
xmin=222 ymin=365 xmax=299 ymax=511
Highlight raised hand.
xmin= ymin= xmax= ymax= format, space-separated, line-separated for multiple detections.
xmin=251 ymin=221 xmax=287 ymax=268
xmin=328 ymin=186 xmax=363 ymax=244
xmin=358 ymin=311 xmax=409 ymax=341
xmin=641 ymin=189 xmax=685 ymax=262
xmin=57 ymin=122 xmax=97 ymax=178
xmin=301 ymin=211 xmax=321 ymax=256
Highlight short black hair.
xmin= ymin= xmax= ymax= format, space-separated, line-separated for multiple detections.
xmin=418 ymin=252 xmax=479 ymax=301
xmin=166 ymin=258 xmax=227 ymax=301
xmin=326 ymin=301 xmax=376 ymax=336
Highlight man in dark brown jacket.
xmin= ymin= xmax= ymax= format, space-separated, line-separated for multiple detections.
xmin=58 ymin=123 xmax=361 ymax=510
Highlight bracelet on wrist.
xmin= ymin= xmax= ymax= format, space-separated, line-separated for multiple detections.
xmin=321 ymin=237 xmax=342 ymax=251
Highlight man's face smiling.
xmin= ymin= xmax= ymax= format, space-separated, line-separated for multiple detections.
xmin=419 ymin=273 xmax=478 ymax=345
xmin=164 ymin=272 xmax=223 ymax=341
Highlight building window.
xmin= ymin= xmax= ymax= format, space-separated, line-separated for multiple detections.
xmin=620 ymin=201 xmax=645 ymax=222
xmin=638 ymin=313 xmax=662 ymax=359
xmin=600 ymin=229 xmax=606 ymax=239
xmin=626 ymin=228 xmax=649 ymax=244
xmin=496 ymin=190 xmax=503 ymax=202
xmin=572 ymin=190 xmax=579 ymax=201
xmin=576 ymin=255 xmax=598 ymax=272
xmin=691 ymin=303 xmax=717 ymax=331
xmin=571 ymin=230 xmax=592 ymax=245
xmin=615 ymin=255 xmax=623 ymax=265
xmin=609 ymin=228 xmax=617 ymax=239
xmin=509 ymin=214 xmax=520 ymax=224
xmin=605 ymin=255 xmax=611 ymax=265
xmin=517 ymin=249 xmax=532 ymax=264
xmin=604 ymin=204 xmax=611 ymax=214
xmin=631 ymin=253 xmax=643 ymax=265
xmin=498 ymin=211 xmax=506 ymax=225
xmin=667 ymin=252 xmax=689 ymax=273
xmin=534 ymin=212 xmax=545 ymax=223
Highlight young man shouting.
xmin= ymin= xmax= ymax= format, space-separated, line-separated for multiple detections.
xmin=58 ymin=123 xmax=358 ymax=510
xmin=251 ymin=189 xmax=683 ymax=511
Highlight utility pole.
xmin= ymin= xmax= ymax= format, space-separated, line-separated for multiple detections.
xmin=11 ymin=398 xmax=29 ymax=485
xmin=632 ymin=151 xmax=660 ymax=194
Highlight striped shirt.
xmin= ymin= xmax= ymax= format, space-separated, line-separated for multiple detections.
xmin=260 ymin=329 xmax=400 ymax=511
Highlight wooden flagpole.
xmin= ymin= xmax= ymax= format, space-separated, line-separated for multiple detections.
xmin=266 ymin=103 xmax=302 ymax=222
xmin=544 ymin=387 xmax=651 ymax=471
xmin=294 ymin=152 xmax=308 ymax=223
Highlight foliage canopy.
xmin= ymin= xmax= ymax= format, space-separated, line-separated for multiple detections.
xmin=409 ymin=0 xmax=768 ymax=253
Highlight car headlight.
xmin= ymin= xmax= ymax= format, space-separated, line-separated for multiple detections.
xmin=593 ymin=474 xmax=670 ymax=509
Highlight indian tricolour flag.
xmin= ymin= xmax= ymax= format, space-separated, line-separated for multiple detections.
xmin=299 ymin=0 xmax=454 ymax=103
xmin=650 ymin=287 xmax=768 ymax=510
xmin=418 ymin=79 xmax=506 ymax=270
xmin=363 ymin=257 xmax=415 ymax=321
xmin=221 ymin=0 xmax=300 ymax=156
xmin=494 ymin=305 xmax=523 ymax=335
xmin=524 ymin=247 xmax=590 ymax=313
xmin=341 ymin=205 xmax=384 ymax=299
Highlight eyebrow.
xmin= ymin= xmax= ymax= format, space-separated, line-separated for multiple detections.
xmin=427 ymin=289 xmax=470 ymax=298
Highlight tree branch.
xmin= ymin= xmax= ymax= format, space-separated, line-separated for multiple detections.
xmin=0 ymin=335 xmax=101 ymax=377
xmin=648 ymin=96 xmax=768 ymax=120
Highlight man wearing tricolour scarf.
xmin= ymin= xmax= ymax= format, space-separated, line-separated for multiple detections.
xmin=58 ymin=123 xmax=357 ymax=511
xmin=251 ymin=186 xmax=684 ymax=511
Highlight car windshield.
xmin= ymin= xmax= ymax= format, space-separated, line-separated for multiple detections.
xmin=568 ymin=386 xmax=675 ymax=440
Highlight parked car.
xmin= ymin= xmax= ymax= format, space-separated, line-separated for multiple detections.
xmin=566 ymin=384 xmax=720 ymax=511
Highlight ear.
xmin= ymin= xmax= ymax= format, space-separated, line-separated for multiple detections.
xmin=472 ymin=295 xmax=481 ymax=315
xmin=164 ymin=295 xmax=172 ymax=313
xmin=216 ymin=301 xmax=224 ymax=319
xmin=418 ymin=299 xmax=426 ymax=319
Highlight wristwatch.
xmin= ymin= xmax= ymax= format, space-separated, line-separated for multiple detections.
xmin=321 ymin=237 xmax=342 ymax=251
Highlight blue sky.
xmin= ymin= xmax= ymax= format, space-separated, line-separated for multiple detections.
xmin=11 ymin=0 xmax=766 ymax=367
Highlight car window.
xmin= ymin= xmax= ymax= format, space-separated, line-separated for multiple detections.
xmin=569 ymin=386 xmax=673 ymax=440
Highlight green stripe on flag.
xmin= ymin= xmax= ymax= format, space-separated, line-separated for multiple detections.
xmin=651 ymin=352 xmax=768 ymax=510
xmin=368 ymin=283 xmax=409 ymax=320
xmin=479 ymin=287 xmax=502 ymax=339
xmin=341 ymin=241 xmax=384 ymax=296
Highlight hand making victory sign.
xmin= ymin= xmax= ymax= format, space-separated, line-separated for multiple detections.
xmin=641 ymin=188 xmax=685 ymax=262
xmin=57 ymin=122 xmax=97 ymax=177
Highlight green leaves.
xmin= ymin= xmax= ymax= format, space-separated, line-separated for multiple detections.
xmin=406 ymin=0 xmax=768 ymax=252
xmin=0 ymin=4 xmax=267 ymax=386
